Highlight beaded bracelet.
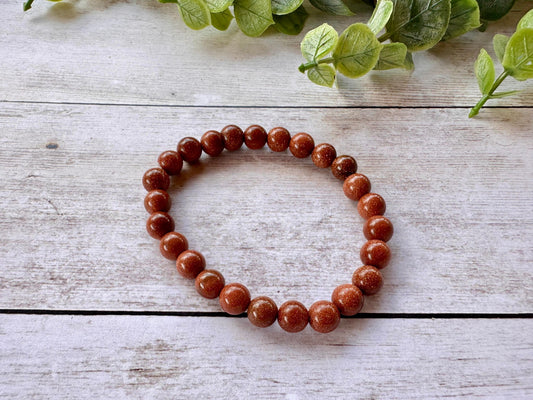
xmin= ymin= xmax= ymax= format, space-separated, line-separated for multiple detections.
xmin=142 ymin=125 xmax=393 ymax=334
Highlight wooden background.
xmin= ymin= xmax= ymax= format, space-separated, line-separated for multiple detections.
xmin=1 ymin=0 xmax=532 ymax=398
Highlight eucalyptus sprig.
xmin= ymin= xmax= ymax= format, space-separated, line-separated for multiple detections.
xmin=469 ymin=10 xmax=533 ymax=117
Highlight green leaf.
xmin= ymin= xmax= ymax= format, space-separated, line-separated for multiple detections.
xmin=404 ymin=51 xmax=415 ymax=69
xmin=442 ymin=0 xmax=480 ymax=41
xmin=474 ymin=48 xmax=495 ymax=94
xmin=175 ymin=0 xmax=211 ymax=30
xmin=374 ymin=42 xmax=409 ymax=70
xmin=211 ymin=8 xmax=234 ymax=30
xmin=385 ymin=0 xmax=451 ymax=51
xmin=490 ymin=90 xmax=521 ymax=98
xmin=301 ymin=23 xmax=338 ymax=61
xmin=204 ymin=0 xmax=232 ymax=13
xmin=502 ymin=28 xmax=533 ymax=81
xmin=517 ymin=9 xmax=533 ymax=31
xmin=308 ymin=0 xmax=354 ymax=16
xmin=493 ymin=34 xmax=509 ymax=63
xmin=234 ymin=0 xmax=274 ymax=37
xmin=307 ymin=64 xmax=336 ymax=87
xmin=476 ymin=0 xmax=515 ymax=22
xmin=332 ymin=23 xmax=383 ymax=78
xmin=273 ymin=5 xmax=309 ymax=35
xmin=367 ymin=0 xmax=394 ymax=34
xmin=271 ymin=0 xmax=303 ymax=15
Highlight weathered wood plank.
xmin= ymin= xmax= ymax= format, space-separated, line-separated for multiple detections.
xmin=2 ymin=0 xmax=531 ymax=107
xmin=0 ymin=103 xmax=531 ymax=312
xmin=0 ymin=315 xmax=531 ymax=399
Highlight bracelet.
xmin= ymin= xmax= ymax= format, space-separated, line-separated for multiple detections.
xmin=142 ymin=125 xmax=393 ymax=334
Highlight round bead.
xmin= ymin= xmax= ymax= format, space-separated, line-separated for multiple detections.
xmin=331 ymin=155 xmax=357 ymax=180
xmin=247 ymin=296 xmax=278 ymax=328
xmin=142 ymin=168 xmax=170 ymax=192
xmin=176 ymin=250 xmax=206 ymax=279
xmin=267 ymin=127 xmax=291 ymax=152
xmin=312 ymin=143 xmax=337 ymax=168
xmin=144 ymin=190 xmax=171 ymax=214
xmin=221 ymin=125 xmax=244 ymax=151
xmin=360 ymin=240 xmax=391 ymax=269
xmin=343 ymin=173 xmax=371 ymax=201
xmin=352 ymin=265 xmax=383 ymax=295
xmin=358 ymin=193 xmax=386 ymax=220
xmin=201 ymin=130 xmax=225 ymax=157
xmin=363 ymin=215 xmax=394 ymax=242
xmin=219 ymin=283 xmax=251 ymax=315
xmin=309 ymin=300 xmax=341 ymax=333
xmin=146 ymin=212 xmax=174 ymax=240
xmin=244 ymin=125 xmax=267 ymax=150
xmin=195 ymin=269 xmax=225 ymax=299
xmin=158 ymin=150 xmax=183 ymax=175
xmin=278 ymin=300 xmax=308 ymax=333
xmin=177 ymin=137 xmax=202 ymax=164
xmin=159 ymin=231 xmax=188 ymax=260
xmin=289 ymin=132 xmax=315 ymax=158
xmin=332 ymin=284 xmax=364 ymax=316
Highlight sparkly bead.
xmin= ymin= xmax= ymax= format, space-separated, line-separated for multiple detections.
xmin=221 ymin=125 xmax=244 ymax=151
xmin=358 ymin=193 xmax=386 ymax=220
xmin=360 ymin=240 xmax=391 ymax=269
xmin=146 ymin=212 xmax=174 ymax=240
xmin=289 ymin=132 xmax=315 ymax=158
xmin=158 ymin=150 xmax=183 ymax=175
xmin=201 ymin=130 xmax=225 ymax=157
xmin=343 ymin=173 xmax=371 ymax=201
xmin=159 ymin=232 xmax=188 ymax=260
xmin=267 ymin=127 xmax=291 ymax=152
xmin=244 ymin=125 xmax=267 ymax=150
xmin=144 ymin=190 xmax=171 ymax=214
xmin=178 ymin=137 xmax=202 ymax=164
xmin=195 ymin=269 xmax=225 ymax=299
xmin=278 ymin=300 xmax=308 ymax=333
xmin=309 ymin=300 xmax=341 ymax=333
xmin=142 ymin=167 xmax=170 ymax=192
xmin=247 ymin=296 xmax=278 ymax=328
xmin=176 ymin=250 xmax=205 ymax=279
xmin=312 ymin=143 xmax=337 ymax=168
xmin=331 ymin=155 xmax=357 ymax=180
xmin=331 ymin=284 xmax=364 ymax=316
xmin=363 ymin=215 xmax=394 ymax=242
xmin=352 ymin=265 xmax=383 ymax=295
xmin=219 ymin=283 xmax=251 ymax=315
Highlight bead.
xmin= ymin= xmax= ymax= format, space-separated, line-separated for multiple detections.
xmin=352 ymin=265 xmax=383 ymax=295
xmin=331 ymin=155 xmax=357 ymax=180
xmin=201 ymin=130 xmax=225 ymax=157
xmin=312 ymin=143 xmax=337 ymax=168
xmin=331 ymin=284 xmax=364 ymax=316
xmin=158 ymin=150 xmax=183 ymax=175
xmin=343 ymin=173 xmax=371 ymax=201
xmin=244 ymin=125 xmax=267 ymax=150
xmin=144 ymin=190 xmax=171 ymax=214
xmin=195 ymin=269 xmax=225 ymax=299
xmin=289 ymin=132 xmax=315 ymax=158
xmin=358 ymin=193 xmax=386 ymax=220
xmin=247 ymin=296 xmax=278 ymax=328
xmin=360 ymin=240 xmax=391 ymax=269
xmin=267 ymin=127 xmax=291 ymax=152
xmin=309 ymin=300 xmax=341 ymax=333
xmin=146 ymin=212 xmax=175 ymax=240
xmin=278 ymin=300 xmax=308 ymax=333
xmin=363 ymin=215 xmax=394 ymax=242
xmin=178 ymin=137 xmax=202 ymax=164
xmin=176 ymin=250 xmax=205 ymax=279
xmin=221 ymin=125 xmax=244 ymax=151
xmin=159 ymin=231 xmax=188 ymax=260
xmin=219 ymin=283 xmax=251 ymax=315
xmin=142 ymin=167 xmax=170 ymax=192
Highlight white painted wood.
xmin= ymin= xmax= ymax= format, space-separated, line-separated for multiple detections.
xmin=1 ymin=0 xmax=531 ymax=107
xmin=0 ymin=103 xmax=531 ymax=312
xmin=0 ymin=315 xmax=531 ymax=399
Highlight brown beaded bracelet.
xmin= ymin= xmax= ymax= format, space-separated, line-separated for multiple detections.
xmin=143 ymin=125 xmax=393 ymax=334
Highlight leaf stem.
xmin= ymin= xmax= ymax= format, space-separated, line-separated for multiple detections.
xmin=298 ymin=57 xmax=335 ymax=73
xmin=378 ymin=32 xmax=391 ymax=42
xmin=23 ymin=0 xmax=35 ymax=11
xmin=469 ymin=70 xmax=509 ymax=118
